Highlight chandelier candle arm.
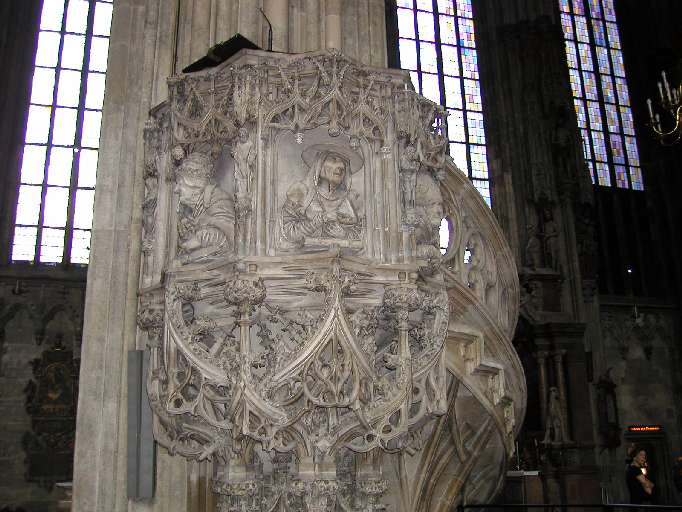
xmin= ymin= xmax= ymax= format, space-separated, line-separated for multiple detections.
xmin=647 ymin=70 xmax=682 ymax=145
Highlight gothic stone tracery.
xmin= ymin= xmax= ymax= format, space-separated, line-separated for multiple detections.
xmin=137 ymin=49 xmax=525 ymax=511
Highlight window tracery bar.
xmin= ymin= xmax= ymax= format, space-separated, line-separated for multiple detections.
xmin=559 ymin=0 xmax=643 ymax=190
xmin=396 ymin=0 xmax=491 ymax=205
xmin=12 ymin=0 xmax=113 ymax=264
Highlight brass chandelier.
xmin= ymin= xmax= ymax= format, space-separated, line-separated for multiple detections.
xmin=647 ymin=70 xmax=682 ymax=145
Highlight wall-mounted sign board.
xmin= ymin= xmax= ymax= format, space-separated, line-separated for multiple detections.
xmin=627 ymin=425 xmax=663 ymax=433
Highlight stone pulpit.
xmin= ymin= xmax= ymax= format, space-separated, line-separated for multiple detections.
xmin=136 ymin=48 xmax=526 ymax=511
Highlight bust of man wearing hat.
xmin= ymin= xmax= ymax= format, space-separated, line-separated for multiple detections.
xmin=175 ymin=152 xmax=235 ymax=260
xmin=281 ymin=144 xmax=363 ymax=246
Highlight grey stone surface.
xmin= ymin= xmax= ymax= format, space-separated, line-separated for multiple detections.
xmin=134 ymin=47 xmax=525 ymax=511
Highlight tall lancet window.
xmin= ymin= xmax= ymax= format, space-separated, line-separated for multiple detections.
xmin=12 ymin=0 xmax=113 ymax=264
xmin=559 ymin=0 xmax=643 ymax=190
xmin=395 ymin=0 xmax=490 ymax=205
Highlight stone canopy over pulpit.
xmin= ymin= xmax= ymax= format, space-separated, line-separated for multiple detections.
xmin=135 ymin=48 xmax=526 ymax=511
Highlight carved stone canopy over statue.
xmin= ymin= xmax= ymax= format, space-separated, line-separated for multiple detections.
xmin=139 ymin=49 xmax=525 ymax=511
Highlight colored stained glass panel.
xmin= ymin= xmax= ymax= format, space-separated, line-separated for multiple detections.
xmin=463 ymin=79 xmax=482 ymax=111
xmin=630 ymin=167 xmax=643 ymax=190
xmin=458 ymin=17 xmax=475 ymax=47
xmin=620 ymin=107 xmax=635 ymax=135
xmin=614 ymin=165 xmax=628 ymax=188
xmin=606 ymin=22 xmax=620 ymax=48
xmin=572 ymin=0 xmax=585 ymax=15
xmin=591 ymin=131 xmax=607 ymax=161
xmin=603 ymin=0 xmax=617 ymax=21
xmin=611 ymin=49 xmax=625 ymax=77
xmin=456 ymin=0 xmax=472 ymax=18
xmin=609 ymin=133 xmax=625 ymax=164
xmin=561 ymin=14 xmax=575 ymax=40
xmin=583 ymin=71 xmax=598 ymax=100
xmin=596 ymin=46 xmax=610 ymax=74
xmin=587 ymin=101 xmax=602 ymax=130
xmin=625 ymin=136 xmax=640 ymax=166
xmin=470 ymin=145 xmax=488 ymax=179
xmin=579 ymin=43 xmax=593 ymax=70
xmin=615 ymin=77 xmax=630 ymax=105
xmin=467 ymin=112 xmax=485 ymax=144
xmin=601 ymin=73 xmax=616 ymax=103
xmin=592 ymin=20 xmax=606 ymax=46
xmin=605 ymin=104 xmax=620 ymax=132
xmin=575 ymin=100 xmax=587 ymax=128
xmin=596 ymin=162 xmax=611 ymax=186
xmin=566 ymin=41 xmax=578 ymax=69
xmin=472 ymin=179 xmax=491 ymax=206
xmin=574 ymin=16 xmax=589 ymax=43
xmin=461 ymin=48 xmax=478 ymax=79
xmin=588 ymin=0 xmax=602 ymax=19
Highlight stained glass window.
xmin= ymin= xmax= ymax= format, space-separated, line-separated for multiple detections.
xmin=396 ymin=0 xmax=491 ymax=205
xmin=12 ymin=0 xmax=113 ymax=264
xmin=559 ymin=0 xmax=643 ymax=190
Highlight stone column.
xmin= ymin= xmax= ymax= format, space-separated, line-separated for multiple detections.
xmin=325 ymin=0 xmax=342 ymax=50
xmin=535 ymin=350 xmax=549 ymax=427
xmin=72 ymin=1 xmax=191 ymax=510
xmin=263 ymin=0 xmax=289 ymax=52
xmin=72 ymin=1 xmax=391 ymax=511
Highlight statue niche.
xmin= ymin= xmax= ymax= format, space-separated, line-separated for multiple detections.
xmin=280 ymin=143 xmax=363 ymax=249
xmin=174 ymin=151 xmax=235 ymax=261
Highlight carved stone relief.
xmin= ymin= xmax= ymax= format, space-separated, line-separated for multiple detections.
xmin=280 ymin=141 xmax=364 ymax=250
xmin=138 ymin=50 xmax=525 ymax=511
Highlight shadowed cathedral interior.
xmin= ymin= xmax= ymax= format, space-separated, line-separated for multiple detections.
xmin=0 ymin=1 xmax=680 ymax=511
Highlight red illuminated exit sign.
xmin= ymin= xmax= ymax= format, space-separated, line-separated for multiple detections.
xmin=627 ymin=425 xmax=663 ymax=433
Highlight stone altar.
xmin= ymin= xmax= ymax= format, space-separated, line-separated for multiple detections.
xmin=136 ymin=49 xmax=526 ymax=511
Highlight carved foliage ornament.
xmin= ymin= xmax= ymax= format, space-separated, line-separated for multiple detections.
xmin=137 ymin=50 xmax=524 ymax=511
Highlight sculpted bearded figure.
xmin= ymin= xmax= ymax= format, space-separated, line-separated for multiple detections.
xmin=281 ymin=144 xmax=363 ymax=246
xmin=175 ymin=152 xmax=235 ymax=260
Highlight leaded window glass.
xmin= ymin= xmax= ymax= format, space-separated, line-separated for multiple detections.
xmin=559 ymin=0 xmax=643 ymax=190
xmin=396 ymin=0 xmax=491 ymax=205
xmin=12 ymin=0 xmax=113 ymax=264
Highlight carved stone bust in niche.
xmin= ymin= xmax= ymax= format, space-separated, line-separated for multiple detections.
xmin=280 ymin=143 xmax=363 ymax=248
xmin=174 ymin=151 xmax=235 ymax=261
